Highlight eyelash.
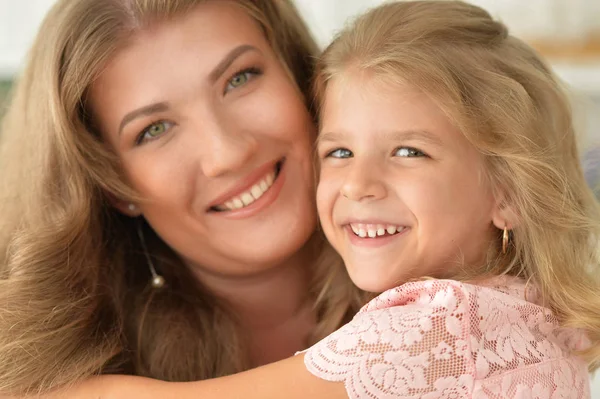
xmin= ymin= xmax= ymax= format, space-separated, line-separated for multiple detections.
xmin=394 ymin=147 xmax=427 ymax=157
xmin=224 ymin=66 xmax=263 ymax=93
xmin=325 ymin=148 xmax=353 ymax=159
xmin=134 ymin=66 xmax=263 ymax=146
xmin=323 ymin=146 xmax=428 ymax=159
xmin=135 ymin=120 xmax=173 ymax=145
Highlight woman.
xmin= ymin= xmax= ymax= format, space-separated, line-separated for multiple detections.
xmin=0 ymin=0 xmax=365 ymax=396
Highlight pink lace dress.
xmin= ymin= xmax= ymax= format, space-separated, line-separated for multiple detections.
xmin=304 ymin=277 xmax=591 ymax=398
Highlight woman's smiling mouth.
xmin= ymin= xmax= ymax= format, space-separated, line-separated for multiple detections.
xmin=209 ymin=159 xmax=284 ymax=213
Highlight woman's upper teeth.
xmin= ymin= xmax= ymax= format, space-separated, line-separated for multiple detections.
xmin=220 ymin=170 xmax=276 ymax=210
xmin=349 ymin=223 xmax=405 ymax=238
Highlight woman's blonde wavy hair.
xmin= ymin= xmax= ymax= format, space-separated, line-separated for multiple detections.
xmin=0 ymin=0 xmax=365 ymax=395
xmin=313 ymin=0 xmax=600 ymax=370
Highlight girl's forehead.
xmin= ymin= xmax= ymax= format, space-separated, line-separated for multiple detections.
xmin=321 ymin=77 xmax=442 ymax=129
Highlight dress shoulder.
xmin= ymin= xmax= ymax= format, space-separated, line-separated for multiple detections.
xmin=304 ymin=279 xmax=477 ymax=398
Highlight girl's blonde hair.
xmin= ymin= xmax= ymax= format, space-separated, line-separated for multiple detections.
xmin=314 ymin=0 xmax=600 ymax=370
xmin=0 ymin=0 xmax=365 ymax=395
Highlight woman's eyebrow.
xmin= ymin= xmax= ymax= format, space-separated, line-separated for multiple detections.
xmin=118 ymin=102 xmax=170 ymax=135
xmin=117 ymin=44 xmax=261 ymax=135
xmin=208 ymin=44 xmax=261 ymax=82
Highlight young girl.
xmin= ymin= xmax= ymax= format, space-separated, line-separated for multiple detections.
xmin=53 ymin=1 xmax=600 ymax=398
xmin=0 ymin=0 xmax=367 ymax=397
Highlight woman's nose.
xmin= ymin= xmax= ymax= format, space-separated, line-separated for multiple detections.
xmin=199 ymin=118 xmax=258 ymax=178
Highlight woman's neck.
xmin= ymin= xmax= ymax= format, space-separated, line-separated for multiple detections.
xmin=189 ymin=243 xmax=318 ymax=366
xmin=188 ymin=240 xmax=317 ymax=329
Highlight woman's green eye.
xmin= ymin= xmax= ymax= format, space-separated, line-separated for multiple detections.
xmin=229 ymin=73 xmax=249 ymax=88
xmin=137 ymin=121 xmax=173 ymax=145
xmin=148 ymin=123 xmax=167 ymax=137
xmin=225 ymin=68 xmax=261 ymax=93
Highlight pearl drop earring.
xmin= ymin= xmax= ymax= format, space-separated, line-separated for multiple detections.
xmin=128 ymin=203 xmax=137 ymax=212
xmin=136 ymin=222 xmax=166 ymax=289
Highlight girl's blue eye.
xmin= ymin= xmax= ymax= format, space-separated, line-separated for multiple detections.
xmin=225 ymin=67 xmax=261 ymax=93
xmin=137 ymin=121 xmax=173 ymax=145
xmin=327 ymin=148 xmax=353 ymax=159
xmin=394 ymin=147 xmax=426 ymax=157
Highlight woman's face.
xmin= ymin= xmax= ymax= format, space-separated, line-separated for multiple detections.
xmin=89 ymin=1 xmax=317 ymax=276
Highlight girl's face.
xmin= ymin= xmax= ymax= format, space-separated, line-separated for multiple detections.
xmin=89 ymin=1 xmax=317 ymax=277
xmin=317 ymin=73 xmax=501 ymax=293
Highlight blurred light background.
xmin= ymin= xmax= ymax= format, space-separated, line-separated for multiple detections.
xmin=292 ymin=0 xmax=600 ymax=196
xmin=1 ymin=1 xmax=599 ymax=134
xmin=4 ymin=0 xmax=599 ymax=152
xmin=0 ymin=0 xmax=599 ymax=393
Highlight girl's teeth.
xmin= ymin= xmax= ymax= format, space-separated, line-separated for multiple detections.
xmin=217 ymin=170 xmax=277 ymax=211
xmin=349 ymin=223 xmax=404 ymax=238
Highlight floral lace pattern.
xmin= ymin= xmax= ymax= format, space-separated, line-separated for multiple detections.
xmin=304 ymin=277 xmax=591 ymax=398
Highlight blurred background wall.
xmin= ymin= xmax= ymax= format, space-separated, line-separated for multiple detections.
xmin=0 ymin=0 xmax=599 ymax=392
xmin=3 ymin=0 xmax=598 ymax=143
xmin=293 ymin=0 xmax=600 ymax=142
xmin=1 ymin=1 xmax=599 ymax=131
xmin=292 ymin=0 xmax=600 ymax=197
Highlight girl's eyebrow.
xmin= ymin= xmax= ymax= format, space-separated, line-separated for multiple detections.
xmin=317 ymin=129 xmax=443 ymax=147
xmin=384 ymin=129 xmax=444 ymax=147
xmin=316 ymin=131 xmax=344 ymax=146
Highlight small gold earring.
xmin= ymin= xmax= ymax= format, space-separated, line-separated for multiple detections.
xmin=502 ymin=225 xmax=509 ymax=254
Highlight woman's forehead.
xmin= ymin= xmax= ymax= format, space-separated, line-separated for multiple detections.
xmin=88 ymin=1 xmax=272 ymax=138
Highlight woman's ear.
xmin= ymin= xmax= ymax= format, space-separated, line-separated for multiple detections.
xmin=106 ymin=193 xmax=142 ymax=217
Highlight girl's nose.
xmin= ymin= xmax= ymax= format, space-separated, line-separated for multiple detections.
xmin=340 ymin=159 xmax=387 ymax=201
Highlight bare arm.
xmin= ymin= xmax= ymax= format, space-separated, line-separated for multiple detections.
xmin=170 ymin=355 xmax=347 ymax=399
xmin=38 ymin=354 xmax=347 ymax=399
